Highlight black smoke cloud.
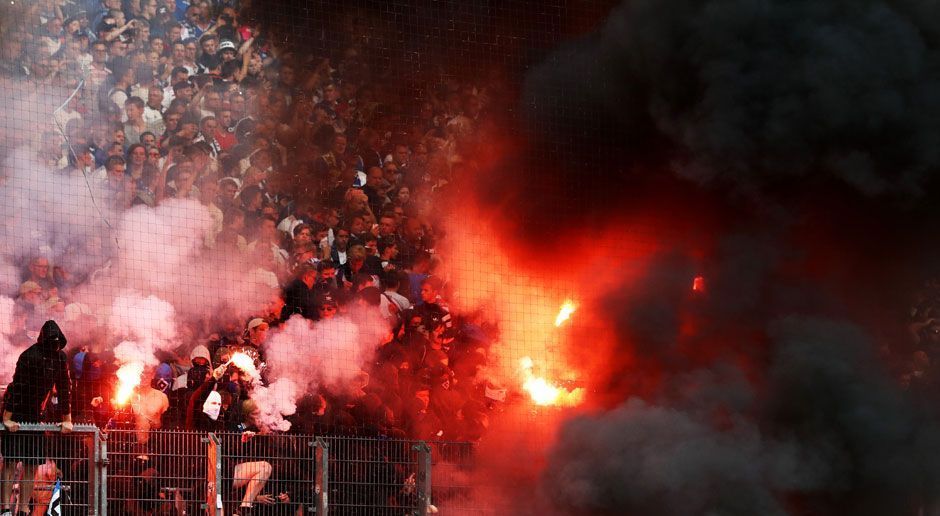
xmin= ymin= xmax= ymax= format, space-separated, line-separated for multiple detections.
xmin=544 ymin=316 xmax=940 ymax=515
xmin=522 ymin=4 xmax=940 ymax=510
xmin=522 ymin=0 xmax=940 ymax=199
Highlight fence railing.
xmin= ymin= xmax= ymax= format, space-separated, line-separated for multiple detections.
xmin=0 ymin=423 xmax=101 ymax=515
xmin=0 ymin=425 xmax=475 ymax=515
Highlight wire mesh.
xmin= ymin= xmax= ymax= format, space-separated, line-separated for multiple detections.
xmin=104 ymin=428 xmax=208 ymax=515
xmin=214 ymin=431 xmax=317 ymax=515
xmin=428 ymin=441 xmax=480 ymax=515
xmin=323 ymin=436 xmax=422 ymax=515
xmin=0 ymin=423 xmax=98 ymax=516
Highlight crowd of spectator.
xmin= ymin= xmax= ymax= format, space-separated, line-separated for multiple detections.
xmin=0 ymin=0 xmax=502 ymax=451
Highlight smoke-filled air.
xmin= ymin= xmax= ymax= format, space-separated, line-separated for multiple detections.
xmin=3 ymin=0 xmax=940 ymax=514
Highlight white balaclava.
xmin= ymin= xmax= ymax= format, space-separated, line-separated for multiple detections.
xmin=202 ymin=390 xmax=222 ymax=421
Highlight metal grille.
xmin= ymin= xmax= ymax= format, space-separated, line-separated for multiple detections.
xmin=429 ymin=441 xmax=481 ymax=515
xmin=324 ymin=436 xmax=423 ymax=515
xmin=0 ymin=423 xmax=99 ymax=516
xmin=104 ymin=428 xmax=208 ymax=515
xmin=214 ymin=432 xmax=318 ymax=515
xmin=0 ymin=426 xmax=477 ymax=514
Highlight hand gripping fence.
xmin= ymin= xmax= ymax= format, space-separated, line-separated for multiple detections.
xmin=0 ymin=423 xmax=102 ymax=515
xmin=0 ymin=426 xmax=444 ymax=515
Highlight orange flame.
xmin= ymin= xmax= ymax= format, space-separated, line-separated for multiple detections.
xmin=519 ymin=356 xmax=584 ymax=407
xmin=114 ymin=362 xmax=144 ymax=406
xmin=554 ymin=299 xmax=578 ymax=327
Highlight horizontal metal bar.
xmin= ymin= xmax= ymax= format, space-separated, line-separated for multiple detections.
xmin=0 ymin=423 xmax=99 ymax=433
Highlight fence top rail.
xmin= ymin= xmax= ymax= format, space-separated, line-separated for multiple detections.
xmin=0 ymin=423 xmax=99 ymax=433
xmin=2 ymin=426 xmax=473 ymax=449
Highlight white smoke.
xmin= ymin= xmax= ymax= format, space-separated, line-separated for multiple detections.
xmin=266 ymin=312 xmax=384 ymax=388
xmin=247 ymin=310 xmax=389 ymax=431
xmin=108 ymin=292 xmax=178 ymax=368
xmin=249 ymin=379 xmax=299 ymax=432
xmin=0 ymin=296 xmax=27 ymax=384
xmin=0 ymin=146 xmax=118 ymax=296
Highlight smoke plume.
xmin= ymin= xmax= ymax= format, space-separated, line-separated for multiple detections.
xmin=250 ymin=311 xmax=388 ymax=431
xmin=522 ymin=0 xmax=940 ymax=199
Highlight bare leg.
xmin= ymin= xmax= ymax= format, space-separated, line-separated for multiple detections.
xmin=29 ymin=460 xmax=56 ymax=516
xmin=1 ymin=460 xmax=13 ymax=512
xmin=15 ymin=464 xmax=37 ymax=515
xmin=231 ymin=461 xmax=272 ymax=507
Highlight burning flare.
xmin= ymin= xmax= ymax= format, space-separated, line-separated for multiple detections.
xmin=226 ymin=352 xmax=261 ymax=383
xmin=519 ymin=356 xmax=585 ymax=407
xmin=555 ymin=300 xmax=578 ymax=327
xmin=114 ymin=362 xmax=144 ymax=406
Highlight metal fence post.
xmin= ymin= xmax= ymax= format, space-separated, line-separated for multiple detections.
xmin=205 ymin=433 xmax=222 ymax=516
xmin=98 ymin=431 xmax=108 ymax=516
xmin=87 ymin=429 xmax=99 ymax=516
xmin=413 ymin=441 xmax=432 ymax=516
xmin=314 ymin=437 xmax=329 ymax=515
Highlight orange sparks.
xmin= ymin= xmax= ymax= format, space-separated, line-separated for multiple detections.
xmin=114 ymin=362 xmax=144 ymax=406
xmin=554 ymin=299 xmax=578 ymax=327
xmin=519 ymin=356 xmax=585 ymax=407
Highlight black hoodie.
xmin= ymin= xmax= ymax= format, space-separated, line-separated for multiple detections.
xmin=3 ymin=320 xmax=71 ymax=422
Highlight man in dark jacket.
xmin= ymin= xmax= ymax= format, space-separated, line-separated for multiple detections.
xmin=2 ymin=320 xmax=73 ymax=429
xmin=280 ymin=264 xmax=318 ymax=321
xmin=1 ymin=320 xmax=73 ymax=515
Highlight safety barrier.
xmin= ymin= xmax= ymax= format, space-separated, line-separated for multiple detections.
xmin=0 ymin=423 xmax=101 ymax=515
xmin=0 ymin=425 xmax=459 ymax=515
xmin=428 ymin=441 xmax=481 ymax=515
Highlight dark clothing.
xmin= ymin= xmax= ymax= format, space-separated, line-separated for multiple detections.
xmin=338 ymin=256 xmax=383 ymax=288
xmin=360 ymin=149 xmax=382 ymax=170
xmin=2 ymin=321 xmax=71 ymax=465
xmin=186 ymin=380 xmax=227 ymax=432
xmin=281 ymin=278 xmax=318 ymax=320
xmin=362 ymin=185 xmax=385 ymax=215
xmin=4 ymin=320 xmax=71 ymax=422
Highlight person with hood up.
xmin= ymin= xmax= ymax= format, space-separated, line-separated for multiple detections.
xmin=167 ymin=344 xmax=213 ymax=427
xmin=0 ymin=320 xmax=73 ymax=516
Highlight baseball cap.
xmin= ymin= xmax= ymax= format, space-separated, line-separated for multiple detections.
xmin=219 ymin=40 xmax=236 ymax=51
xmin=247 ymin=318 xmax=269 ymax=331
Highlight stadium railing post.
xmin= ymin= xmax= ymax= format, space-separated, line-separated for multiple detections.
xmin=315 ymin=436 xmax=329 ymax=515
xmin=414 ymin=441 xmax=432 ymax=516
xmin=205 ymin=433 xmax=223 ymax=516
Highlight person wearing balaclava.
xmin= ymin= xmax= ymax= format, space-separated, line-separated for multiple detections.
xmin=0 ymin=320 xmax=73 ymax=515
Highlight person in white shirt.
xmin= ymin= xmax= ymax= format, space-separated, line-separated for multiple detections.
xmin=143 ymin=86 xmax=166 ymax=136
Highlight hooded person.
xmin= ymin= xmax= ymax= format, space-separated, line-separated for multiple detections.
xmin=1 ymin=320 xmax=73 ymax=514
xmin=2 ymin=320 xmax=73 ymax=431
xmin=167 ymin=344 xmax=213 ymax=428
